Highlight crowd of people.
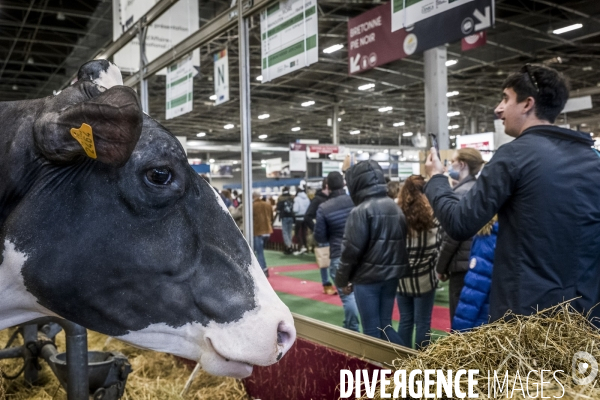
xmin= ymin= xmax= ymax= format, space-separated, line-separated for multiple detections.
xmin=219 ymin=63 xmax=600 ymax=349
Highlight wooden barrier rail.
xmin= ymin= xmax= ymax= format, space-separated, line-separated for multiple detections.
xmin=293 ymin=313 xmax=417 ymax=367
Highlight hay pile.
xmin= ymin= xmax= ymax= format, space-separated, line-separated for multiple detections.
xmin=366 ymin=303 xmax=600 ymax=399
xmin=0 ymin=328 xmax=249 ymax=400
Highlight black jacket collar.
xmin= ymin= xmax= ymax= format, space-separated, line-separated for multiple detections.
xmin=520 ymin=125 xmax=594 ymax=146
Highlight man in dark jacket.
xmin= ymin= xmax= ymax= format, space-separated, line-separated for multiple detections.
xmin=276 ymin=187 xmax=295 ymax=254
xmin=305 ymin=178 xmax=329 ymax=232
xmin=314 ymin=172 xmax=359 ymax=331
xmin=305 ymin=178 xmax=334 ymax=294
xmin=335 ymin=160 xmax=408 ymax=344
xmin=425 ymin=64 xmax=600 ymax=324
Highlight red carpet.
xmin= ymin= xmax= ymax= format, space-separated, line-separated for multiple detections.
xmin=270 ymin=264 xmax=451 ymax=332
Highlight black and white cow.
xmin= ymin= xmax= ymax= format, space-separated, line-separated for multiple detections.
xmin=0 ymin=60 xmax=295 ymax=378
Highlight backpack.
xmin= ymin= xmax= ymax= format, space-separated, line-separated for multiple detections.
xmin=283 ymin=199 xmax=294 ymax=214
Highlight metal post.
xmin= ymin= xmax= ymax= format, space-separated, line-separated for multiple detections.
xmin=424 ymin=46 xmax=449 ymax=150
xmin=63 ymin=321 xmax=89 ymax=400
xmin=332 ymin=104 xmax=339 ymax=145
xmin=470 ymin=116 xmax=478 ymax=135
xmin=238 ymin=1 xmax=253 ymax=247
xmin=23 ymin=324 xmax=38 ymax=383
xmin=138 ymin=20 xmax=149 ymax=113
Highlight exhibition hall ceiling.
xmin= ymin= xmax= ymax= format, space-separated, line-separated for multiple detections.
xmin=1 ymin=0 xmax=599 ymax=155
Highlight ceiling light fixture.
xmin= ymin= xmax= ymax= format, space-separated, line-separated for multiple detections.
xmin=448 ymin=124 xmax=460 ymax=130
xmin=323 ymin=44 xmax=344 ymax=54
xmin=209 ymin=94 xmax=217 ymax=100
xmin=553 ymin=23 xmax=583 ymax=35
xmin=402 ymin=132 xmax=413 ymax=137
xmin=196 ymin=132 xmax=206 ymax=137
xmin=258 ymin=134 xmax=268 ymax=139
xmin=291 ymin=127 xmax=301 ymax=132
xmin=393 ymin=122 xmax=405 ymax=127
xmin=209 ymin=159 xmax=215 ymax=163
xmin=258 ymin=113 xmax=270 ymax=119
xmin=447 ymin=91 xmax=459 ymax=97
xmin=447 ymin=111 xmax=461 ymax=117
xmin=301 ymin=100 xmax=315 ymax=107
xmin=358 ymin=83 xmax=375 ymax=91
xmin=378 ymin=106 xmax=393 ymax=112
xmin=256 ymin=75 xmax=263 ymax=81
xmin=224 ymin=123 xmax=235 ymax=129
xmin=349 ymin=130 xmax=360 ymax=135
xmin=445 ymin=59 xmax=458 ymax=67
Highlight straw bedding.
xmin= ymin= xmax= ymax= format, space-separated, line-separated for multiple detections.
xmin=0 ymin=328 xmax=249 ymax=400
xmin=363 ymin=303 xmax=600 ymax=399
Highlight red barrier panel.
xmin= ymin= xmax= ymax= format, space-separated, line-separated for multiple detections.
xmin=243 ymin=337 xmax=379 ymax=400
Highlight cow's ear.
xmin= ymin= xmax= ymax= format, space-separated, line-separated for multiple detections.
xmin=34 ymin=86 xmax=143 ymax=168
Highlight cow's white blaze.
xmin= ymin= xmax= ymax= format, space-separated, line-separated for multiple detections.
xmin=0 ymin=240 xmax=58 ymax=331
xmin=94 ymin=62 xmax=123 ymax=89
xmin=117 ymin=242 xmax=295 ymax=378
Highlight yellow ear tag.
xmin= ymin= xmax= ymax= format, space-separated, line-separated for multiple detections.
xmin=70 ymin=123 xmax=97 ymax=159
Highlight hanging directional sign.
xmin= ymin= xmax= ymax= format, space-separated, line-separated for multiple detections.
xmin=260 ymin=0 xmax=318 ymax=82
xmin=166 ymin=55 xmax=194 ymax=120
xmin=391 ymin=0 xmax=474 ymax=32
xmin=214 ymin=48 xmax=230 ymax=106
xmin=348 ymin=0 xmax=494 ymax=75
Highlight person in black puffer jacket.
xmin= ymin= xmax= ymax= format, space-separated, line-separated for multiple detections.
xmin=335 ymin=160 xmax=409 ymax=344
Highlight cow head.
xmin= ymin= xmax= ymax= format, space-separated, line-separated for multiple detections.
xmin=0 ymin=60 xmax=295 ymax=378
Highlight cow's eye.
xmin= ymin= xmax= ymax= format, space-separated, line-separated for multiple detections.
xmin=146 ymin=167 xmax=172 ymax=185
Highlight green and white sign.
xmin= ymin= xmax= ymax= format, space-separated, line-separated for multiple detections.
xmin=322 ymin=160 xmax=342 ymax=177
xmin=166 ymin=55 xmax=194 ymax=120
xmin=260 ymin=0 xmax=318 ymax=82
xmin=391 ymin=0 xmax=474 ymax=32
xmin=213 ymin=48 xmax=229 ymax=106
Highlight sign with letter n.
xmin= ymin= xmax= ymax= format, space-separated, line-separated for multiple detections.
xmin=214 ymin=48 xmax=230 ymax=106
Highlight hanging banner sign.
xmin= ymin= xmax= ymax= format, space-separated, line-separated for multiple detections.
xmin=112 ymin=0 xmax=200 ymax=74
xmin=307 ymin=145 xmax=341 ymax=154
xmin=166 ymin=55 xmax=194 ymax=120
xmin=214 ymin=49 xmax=230 ymax=106
xmin=348 ymin=0 xmax=494 ymax=74
xmin=289 ymin=143 xmax=307 ymax=172
xmin=348 ymin=3 xmax=405 ymax=75
xmin=260 ymin=0 xmax=318 ymax=82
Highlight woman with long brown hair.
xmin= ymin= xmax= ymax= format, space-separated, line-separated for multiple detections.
xmin=397 ymin=175 xmax=441 ymax=349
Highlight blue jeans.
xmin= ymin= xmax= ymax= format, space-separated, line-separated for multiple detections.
xmin=281 ymin=217 xmax=294 ymax=248
xmin=253 ymin=234 xmax=269 ymax=274
xmin=329 ymin=258 xmax=360 ymax=332
xmin=396 ymin=290 xmax=436 ymax=349
xmin=353 ymin=279 xmax=403 ymax=345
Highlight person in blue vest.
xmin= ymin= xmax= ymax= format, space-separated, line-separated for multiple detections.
xmin=453 ymin=216 xmax=498 ymax=331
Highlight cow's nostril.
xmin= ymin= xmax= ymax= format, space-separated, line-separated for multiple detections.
xmin=276 ymin=321 xmax=296 ymax=354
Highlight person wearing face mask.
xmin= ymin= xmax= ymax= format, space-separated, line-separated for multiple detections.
xmin=435 ymin=148 xmax=484 ymax=323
